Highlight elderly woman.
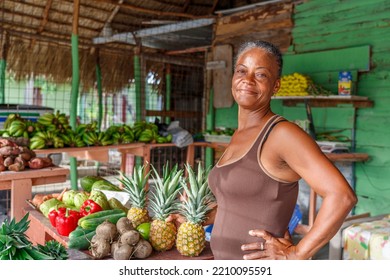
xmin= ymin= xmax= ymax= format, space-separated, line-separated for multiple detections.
xmin=206 ymin=40 xmax=357 ymax=260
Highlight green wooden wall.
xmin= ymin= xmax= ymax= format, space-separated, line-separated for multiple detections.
xmin=214 ymin=0 xmax=390 ymax=215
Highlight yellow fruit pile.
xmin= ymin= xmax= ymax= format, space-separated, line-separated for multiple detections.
xmin=276 ymin=73 xmax=309 ymax=96
xmin=275 ymin=72 xmax=333 ymax=96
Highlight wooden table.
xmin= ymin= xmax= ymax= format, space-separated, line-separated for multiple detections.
xmin=24 ymin=206 xmax=214 ymax=260
xmin=0 ymin=167 xmax=69 ymax=221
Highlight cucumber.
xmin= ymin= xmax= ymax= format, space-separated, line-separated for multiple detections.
xmin=78 ymin=209 xmax=125 ymax=226
xmin=80 ymin=212 xmax=126 ymax=230
xmin=68 ymin=230 xmax=96 ymax=250
xmin=68 ymin=226 xmax=95 ymax=240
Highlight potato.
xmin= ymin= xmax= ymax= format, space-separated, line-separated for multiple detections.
xmin=120 ymin=230 xmax=140 ymax=246
xmin=133 ymin=239 xmax=153 ymax=259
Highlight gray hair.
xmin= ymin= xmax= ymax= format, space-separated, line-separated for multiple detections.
xmin=235 ymin=41 xmax=283 ymax=78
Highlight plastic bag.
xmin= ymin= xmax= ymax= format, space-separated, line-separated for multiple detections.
xmin=167 ymin=121 xmax=193 ymax=148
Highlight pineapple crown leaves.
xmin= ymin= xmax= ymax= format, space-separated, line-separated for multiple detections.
xmin=149 ymin=163 xmax=184 ymax=220
xmin=179 ymin=163 xmax=215 ymax=224
xmin=117 ymin=164 xmax=150 ymax=208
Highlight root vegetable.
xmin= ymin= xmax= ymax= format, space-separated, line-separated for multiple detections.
xmin=116 ymin=217 xmax=134 ymax=235
xmin=113 ymin=244 xmax=134 ymax=260
xmin=111 ymin=241 xmax=120 ymax=256
xmin=133 ymin=239 xmax=153 ymax=259
xmin=3 ymin=157 xmax=14 ymax=167
xmin=28 ymin=157 xmax=45 ymax=169
xmin=0 ymin=164 xmax=6 ymax=172
xmin=14 ymin=156 xmax=28 ymax=167
xmin=0 ymin=139 xmax=16 ymax=147
xmin=120 ymin=230 xmax=140 ymax=246
xmin=28 ymin=157 xmax=53 ymax=169
xmin=95 ymin=221 xmax=118 ymax=242
xmin=20 ymin=152 xmax=33 ymax=161
xmin=8 ymin=161 xmax=25 ymax=172
xmin=0 ymin=146 xmax=15 ymax=157
xmin=91 ymin=239 xmax=111 ymax=259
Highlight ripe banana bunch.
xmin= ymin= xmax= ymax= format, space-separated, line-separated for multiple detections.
xmin=29 ymin=131 xmax=64 ymax=150
xmin=82 ymin=131 xmax=112 ymax=146
xmin=276 ymin=72 xmax=334 ymax=97
xmin=276 ymin=73 xmax=310 ymax=96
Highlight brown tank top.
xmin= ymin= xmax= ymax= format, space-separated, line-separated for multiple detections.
xmin=208 ymin=115 xmax=299 ymax=260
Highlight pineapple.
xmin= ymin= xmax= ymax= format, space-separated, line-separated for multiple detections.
xmin=119 ymin=164 xmax=151 ymax=228
xmin=148 ymin=163 xmax=184 ymax=252
xmin=176 ymin=163 xmax=215 ymax=257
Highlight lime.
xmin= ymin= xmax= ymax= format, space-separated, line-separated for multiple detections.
xmin=137 ymin=222 xmax=151 ymax=240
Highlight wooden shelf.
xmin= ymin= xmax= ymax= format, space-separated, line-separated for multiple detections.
xmin=0 ymin=167 xmax=69 ymax=220
xmin=272 ymin=95 xmax=374 ymax=108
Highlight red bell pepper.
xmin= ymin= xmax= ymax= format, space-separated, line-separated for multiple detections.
xmin=55 ymin=208 xmax=81 ymax=236
xmin=48 ymin=207 xmax=66 ymax=227
xmin=80 ymin=199 xmax=103 ymax=217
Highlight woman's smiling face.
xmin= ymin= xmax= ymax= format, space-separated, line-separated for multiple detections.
xmin=232 ymin=48 xmax=281 ymax=110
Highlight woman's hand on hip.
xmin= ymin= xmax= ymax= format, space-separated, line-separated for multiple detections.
xmin=241 ymin=229 xmax=299 ymax=260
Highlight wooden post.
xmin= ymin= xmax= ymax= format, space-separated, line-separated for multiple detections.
xmin=205 ymin=88 xmax=215 ymax=168
xmin=0 ymin=31 xmax=9 ymax=104
xmin=69 ymin=0 xmax=80 ymax=190
xmin=165 ymin=64 xmax=171 ymax=124
xmin=134 ymin=46 xmax=142 ymax=122
xmin=96 ymin=49 xmax=103 ymax=131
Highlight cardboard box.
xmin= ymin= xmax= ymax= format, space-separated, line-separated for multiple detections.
xmin=343 ymin=217 xmax=390 ymax=260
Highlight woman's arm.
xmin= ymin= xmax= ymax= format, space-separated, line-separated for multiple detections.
xmin=242 ymin=122 xmax=357 ymax=260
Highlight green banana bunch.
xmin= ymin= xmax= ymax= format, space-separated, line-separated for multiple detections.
xmin=82 ymin=131 xmax=112 ymax=146
xmin=132 ymin=121 xmax=159 ymax=141
xmin=138 ymin=128 xmax=159 ymax=143
xmin=61 ymin=131 xmax=85 ymax=147
xmin=8 ymin=119 xmax=27 ymax=137
xmin=156 ymin=133 xmax=173 ymax=144
xmin=29 ymin=131 xmax=64 ymax=149
xmin=110 ymin=124 xmax=134 ymax=144
xmin=37 ymin=112 xmax=56 ymax=127
xmin=3 ymin=113 xmax=23 ymax=129
xmin=104 ymin=125 xmax=120 ymax=138
xmin=76 ymin=121 xmax=98 ymax=135
xmin=132 ymin=120 xmax=148 ymax=140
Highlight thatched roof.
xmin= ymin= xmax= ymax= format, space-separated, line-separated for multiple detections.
xmin=0 ymin=0 xmax=292 ymax=92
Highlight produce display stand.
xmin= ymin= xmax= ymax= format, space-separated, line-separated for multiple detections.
xmin=0 ymin=166 xmax=69 ymax=221
xmin=34 ymin=143 xmax=146 ymax=173
xmin=23 ymin=206 xmax=214 ymax=260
